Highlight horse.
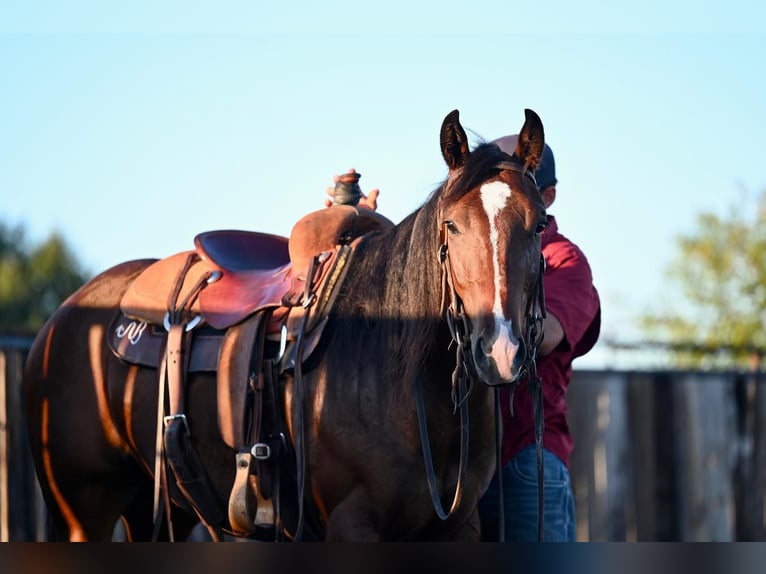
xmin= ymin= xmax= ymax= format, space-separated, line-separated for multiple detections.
xmin=23 ymin=108 xmax=548 ymax=541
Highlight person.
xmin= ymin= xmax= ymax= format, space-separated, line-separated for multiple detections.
xmin=325 ymin=137 xmax=601 ymax=542
xmin=476 ymin=135 xmax=601 ymax=542
xmin=323 ymin=168 xmax=379 ymax=211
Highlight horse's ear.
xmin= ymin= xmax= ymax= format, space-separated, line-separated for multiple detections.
xmin=440 ymin=109 xmax=470 ymax=170
xmin=514 ymin=108 xmax=545 ymax=172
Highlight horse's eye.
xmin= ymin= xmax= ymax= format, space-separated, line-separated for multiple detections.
xmin=535 ymin=220 xmax=547 ymax=236
xmin=444 ymin=220 xmax=460 ymax=235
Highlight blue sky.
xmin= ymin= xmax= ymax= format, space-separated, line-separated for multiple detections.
xmin=2 ymin=3 xmax=765 ymax=368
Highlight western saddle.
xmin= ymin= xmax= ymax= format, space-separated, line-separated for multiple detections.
xmin=107 ymin=205 xmax=394 ymax=540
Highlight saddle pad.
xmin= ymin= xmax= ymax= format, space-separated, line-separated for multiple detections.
xmin=108 ymin=312 xmax=223 ymax=372
xmin=109 ymin=309 xmax=269 ymax=451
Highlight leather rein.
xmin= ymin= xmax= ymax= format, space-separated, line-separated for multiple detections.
xmin=415 ymin=159 xmax=547 ymax=539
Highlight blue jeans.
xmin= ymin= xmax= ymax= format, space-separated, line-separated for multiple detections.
xmin=478 ymin=445 xmax=575 ymax=542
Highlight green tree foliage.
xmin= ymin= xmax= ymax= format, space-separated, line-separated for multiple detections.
xmin=0 ymin=222 xmax=90 ymax=332
xmin=641 ymin=191 xmax=766 ymax=369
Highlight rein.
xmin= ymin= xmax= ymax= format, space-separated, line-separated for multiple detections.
xmin=413 ymin=234 xmax=476 ymax=520
xmin=524 ymin=254 xmax=547 ymax=541
xmin=416 ymin=158 xmax=547 ymax=539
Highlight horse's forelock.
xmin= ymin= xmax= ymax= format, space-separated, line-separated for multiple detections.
xmin=441 ymin=142 xmax=506 ymax=204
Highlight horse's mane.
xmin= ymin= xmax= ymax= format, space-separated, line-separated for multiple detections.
xmin=329 ymin=142 xmax=508 ymax=385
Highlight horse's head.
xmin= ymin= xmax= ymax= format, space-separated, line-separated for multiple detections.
xmin=437 ymin=109 xmax=547 ymax=386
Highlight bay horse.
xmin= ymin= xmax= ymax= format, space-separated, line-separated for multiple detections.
xmin=23 ymin=108 xmax=548 ymax=541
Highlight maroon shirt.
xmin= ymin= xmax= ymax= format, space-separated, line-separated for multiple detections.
xmin=500 ymin=215 xmax=601 ymax=467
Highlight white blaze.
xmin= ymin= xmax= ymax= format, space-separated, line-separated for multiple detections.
xmin=479 ymin=181 xmax=520 ymax=380
xmin=480 ymin=181 xmax=512 ymax=318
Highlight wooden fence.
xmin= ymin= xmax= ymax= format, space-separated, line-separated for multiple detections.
xmin=2 ymin=335 xmax=765 ymax=541
xmin=569 ymin=369 xmax=766 ymax=541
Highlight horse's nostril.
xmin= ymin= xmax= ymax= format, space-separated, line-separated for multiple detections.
xmin=473 ymin=340 xmax=489 ymax=368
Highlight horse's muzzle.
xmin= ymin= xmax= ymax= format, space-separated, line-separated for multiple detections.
xmin=472 ymin=326 xmax=526 ymax=386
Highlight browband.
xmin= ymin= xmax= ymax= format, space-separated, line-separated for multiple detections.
xmin=495 ymin=160 xmax=538 ymax=188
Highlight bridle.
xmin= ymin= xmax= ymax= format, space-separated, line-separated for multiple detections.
xmin=438 ymin=158 xmax=545 ymax=389
xmin=416 ymin=158 xmax=548 ymax=539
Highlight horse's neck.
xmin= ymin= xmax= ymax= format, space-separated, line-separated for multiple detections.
xmin=350 ymin=224 xmax=440 ymax=316
xmin=331 ymin=225 xmax=445 ymax=377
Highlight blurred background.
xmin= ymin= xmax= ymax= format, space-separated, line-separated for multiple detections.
xmin=1 ymin=2 xmax=765 ymax=541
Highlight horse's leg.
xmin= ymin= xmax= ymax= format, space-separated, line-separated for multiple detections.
xmin=29 ymin=435 xmax=149 ymax=542
xmin=26 ymin=365 xmax=145 ymax=539
xmin=29 ymin=392 xmax=148 ymax=539
xmin=323 ymin=486 xmax=381 ymax=541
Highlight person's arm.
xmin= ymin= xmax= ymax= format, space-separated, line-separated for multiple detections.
xmin=538 ymin=311 xmax=564 ymax=356
xmin=324 ymin=168 xmax=380 ymax=211
xmin=537 ymin=242 xmax=600 ymax=359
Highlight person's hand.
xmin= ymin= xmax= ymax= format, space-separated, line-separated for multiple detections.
xmin=324 ymin=168 xmax=380 ymax=211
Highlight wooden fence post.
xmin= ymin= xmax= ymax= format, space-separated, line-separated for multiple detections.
xmin=735 ymin=368 xmax=766 ymax=540
xmin=626 ymin=372 xmax=657 ymax=541
xmin=0 ymin=338 xmax=45 ymax=541
xmin=674 ymin=373 xmax=735 ymax=540
xmin=751 ymin=369 xmax=766 ymax=540
xmin=0 ymin=350 xmax=7 ymax=542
